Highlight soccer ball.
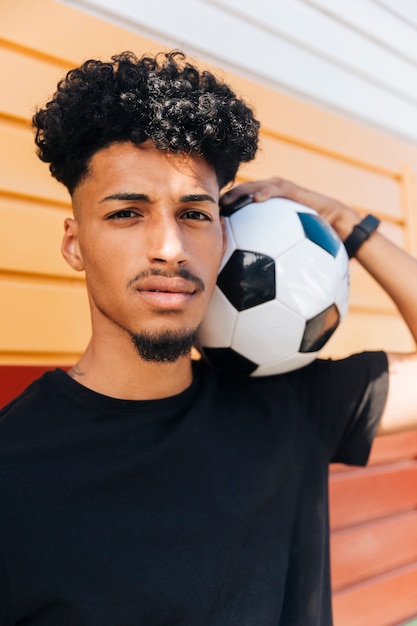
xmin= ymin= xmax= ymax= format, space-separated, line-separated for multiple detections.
xmin=196 ymin=196 xmax=350 ymax=376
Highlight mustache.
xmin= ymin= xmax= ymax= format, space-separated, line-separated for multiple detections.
xmin=127 ymin=268 xmax=205 ymax=293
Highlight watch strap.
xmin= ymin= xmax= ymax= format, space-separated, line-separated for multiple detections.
xmin=343 ymin=214 xmax=380 ymax=259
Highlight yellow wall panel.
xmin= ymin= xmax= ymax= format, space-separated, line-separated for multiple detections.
xmin=251 ymin=135 xmax=402 ymax=218
xmin=225 ymin=71 xmax=417 ymax=177
xmin=0 ymin=0 xmax=163 ymax=65
xmin=0 ymin=280 xmax=89 ymax=355
xmin=322 ymin=311 xmax=415 ymax=357
xmin=0 ymin=44 xmax=67 ymax=121
xmin=0 ymin=122 xmax=69 ymax=203
xmin=0 ymin=197 xmax=78 ymax=278
xmin=349 ymin=262 xmax=398 ymax=313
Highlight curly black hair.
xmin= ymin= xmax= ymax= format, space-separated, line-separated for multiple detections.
xmin=32 ymin=51 xmax=260 ymax=194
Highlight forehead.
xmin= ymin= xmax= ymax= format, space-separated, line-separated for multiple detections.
xmin=72 ymin=141 xmax=220 ymax=208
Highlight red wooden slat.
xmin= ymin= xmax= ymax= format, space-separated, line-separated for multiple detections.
xmin=329 ymin=461 xmax=417 ymax=530
xmin=332 ymin=563 xmax=417 ymax=626
xmin=331 ymin=430 xmax=417 ymax=475
xmin=369 ymin=430 xmax=417 ymax=465
xmin=331 ymin=510 xmax=417 ymax=591
xmin=0 ymin=365 xmax=59 ymax=408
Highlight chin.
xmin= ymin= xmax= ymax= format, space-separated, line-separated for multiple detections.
xmin=129 ymin=327 xmax=198 ymax=364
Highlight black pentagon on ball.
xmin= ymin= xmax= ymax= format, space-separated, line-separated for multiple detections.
xmin=202 ymin=347 xmax=258 ymax=376
xmin=217 ymin=250 xmax=276 ymax=311
xmin=300 ymin=304 xmax=340 ymax=353
xmin=297 ymin=213 xmax=340 ymax=258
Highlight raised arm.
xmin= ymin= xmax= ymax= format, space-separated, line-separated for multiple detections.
xmin=221 ymin=178 xmax=417 ymax=435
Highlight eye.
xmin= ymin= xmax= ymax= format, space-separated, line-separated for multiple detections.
xmin=106 ymin=209 xmax=140 ymax=220
xmin=181 ymin=210 xmax=213 ymax=221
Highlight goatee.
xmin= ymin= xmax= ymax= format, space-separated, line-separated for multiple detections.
xmin=130 ymin=329 xmax=197 ymax=363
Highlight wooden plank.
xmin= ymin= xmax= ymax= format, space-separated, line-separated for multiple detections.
xmin=0 ymin=0 xmax=162 ymax=66
xmin=331 ymin=430 xmax=417 ymax=474
xmin=321 ymin=310 xmax=415 ymax=358
xmin=0 ymin=280 xmax=90 ymax=354
xmin=332 ymin=562 xmax=417 ymax=626
xmin=249 ymin=135 xmax=402 ymax=218
xmin=0 ymin=365 xmax=63 ymax=408
xmin=329 ymin=461 xmax=417 ymax=530
xmin=331 ymin=510 xmax=417 ymax=591
xmin=370 ymin=430 xmax=417 ymax=466
xmin=348 ymin=259 xmax=402 ymax=312
xmin=0 ymin=122 xmax=69 ymax=203
xmin=0 ymin=352 xmax=77 ymax=366
xmin=0 ymin=197 xmax=78 ymax=278
xmin=234 ymin=70 xmax=417 ymax=178
xmin=0 ymin=44 xmax=66 ymax=121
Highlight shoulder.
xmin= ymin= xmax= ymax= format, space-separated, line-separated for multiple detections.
xmin=194 ymin=352 xmax=388 ymax=436
xmin=196 ymin=350 xmax=388 ymax=394
xmin=0 ymin=369 xmax=66 ymax=433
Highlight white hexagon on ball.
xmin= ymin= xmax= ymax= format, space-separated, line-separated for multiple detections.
xmin=231 ymin=300 xmax=305 ymax=364
xmin=276 ymin=240 xmax=339 ymax=320
xmin=229 ymin=197 xmax=308 ymax=259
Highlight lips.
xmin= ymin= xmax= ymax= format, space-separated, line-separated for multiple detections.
xmin=133 ymin=276 xmax=200 ymax=310
xmin=136 ymin=277 xmax=198 ymax=295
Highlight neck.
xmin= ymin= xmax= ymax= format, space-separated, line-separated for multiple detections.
xmin=68 ymin=336 xmax=194 ymax=400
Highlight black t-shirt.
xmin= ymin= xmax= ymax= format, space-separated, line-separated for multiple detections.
xmin=0 ymin=353 xmax=388 ymax=625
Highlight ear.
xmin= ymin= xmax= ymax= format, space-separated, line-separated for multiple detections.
xmin=61 ymin=218 xmax=85 ymax=271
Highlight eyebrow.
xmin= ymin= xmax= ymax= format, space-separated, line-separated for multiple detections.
xmin=99 ymin=192 xmax=217 ymax=204
xmin=180 ymin=194 xmax=217 ymax=204
xmin=100 ymin=193 xmax=149 ymax=204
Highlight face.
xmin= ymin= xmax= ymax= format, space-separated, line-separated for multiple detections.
xmin=62 ymin=141 xmax=225 ymax=358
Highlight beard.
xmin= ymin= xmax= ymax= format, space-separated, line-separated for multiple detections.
xmin=129 ymin=328 xmax=198 ymax=363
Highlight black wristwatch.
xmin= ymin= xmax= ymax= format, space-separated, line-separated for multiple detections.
xmin=343 ymin=214 xmax=380 ymax=259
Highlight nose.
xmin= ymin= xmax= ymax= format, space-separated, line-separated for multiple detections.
xmin=147 ymin=216 xmax=189 ymax=266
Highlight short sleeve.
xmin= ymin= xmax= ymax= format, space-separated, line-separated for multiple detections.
xmin=300 ymin=351 xmax=389 ymax=465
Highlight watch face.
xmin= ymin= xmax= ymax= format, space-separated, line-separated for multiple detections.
xmin=359 ymin=214 xmax=380 ymax=234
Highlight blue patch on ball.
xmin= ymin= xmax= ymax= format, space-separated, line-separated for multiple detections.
xmin=297 ymin=213 xmax=340 ymax=258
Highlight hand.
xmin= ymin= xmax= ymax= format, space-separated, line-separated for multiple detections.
xmin=220 ymin=177 xmax=361 ymax=241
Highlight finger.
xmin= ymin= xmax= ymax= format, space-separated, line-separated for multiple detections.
xmin=220 ymin=183 xmax=258 ymax=206
xmin=221 ymin=179 xmax=279 ymax=206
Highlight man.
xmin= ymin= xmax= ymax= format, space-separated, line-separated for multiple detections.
xmin=0 ymin=50 xmax=416 ymax=625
